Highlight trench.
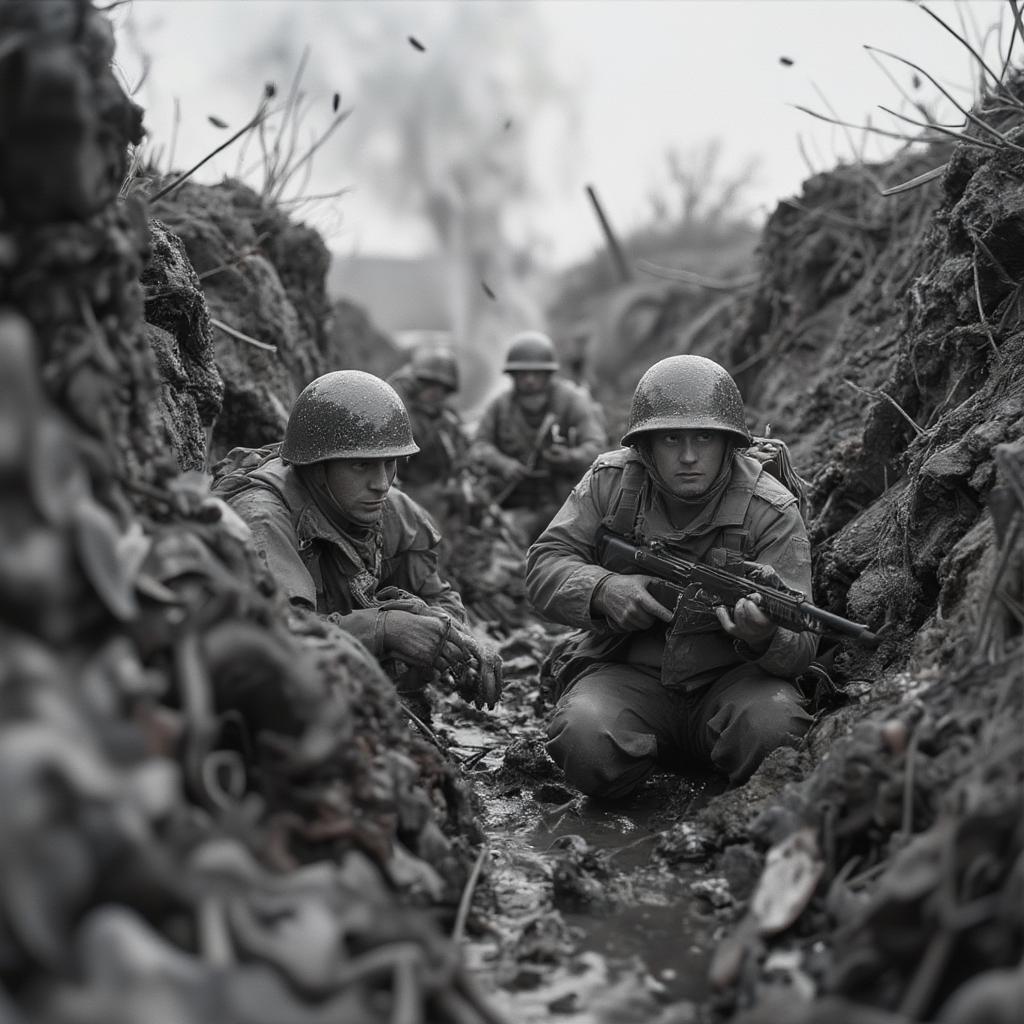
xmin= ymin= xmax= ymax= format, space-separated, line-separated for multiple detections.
xmin=443 ymin=719 xmax=727 ymax=1021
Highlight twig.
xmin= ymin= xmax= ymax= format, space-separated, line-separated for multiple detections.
xmin=971 ymin=248 xmax=1002 ymax=362
xmin=842 ymin=378 xmax=924 ymax=436
xmin=151 ymin=102 xmax=269 ymax=203
xmin=399 ymin=702 xmax=447 ymax=753
xmin=452 ymin=845 xmax=488 ymax=942
xmin=210 ymin=317 xmax=277 ymax=352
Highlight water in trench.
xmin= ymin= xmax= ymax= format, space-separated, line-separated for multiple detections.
xmin=452 ymin=722 xmax=727 ymax=1021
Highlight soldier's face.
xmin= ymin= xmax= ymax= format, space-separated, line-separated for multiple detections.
xmin=324 ymin=457 xmax=398 ymax=524
xmin=650 ymin=429 xmax=729 ymax=499
xmin=417 ymin=381 xmax=450 ymax=410
xmin=510 ymin=370 xmax=552 ymax=397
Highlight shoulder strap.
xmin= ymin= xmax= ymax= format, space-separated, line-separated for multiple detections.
xmin=601 ymin=453 xmax=647 ymax=539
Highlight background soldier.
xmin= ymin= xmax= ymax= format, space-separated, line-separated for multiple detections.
xmin=525 ymin=355 xmax=813 ymax=800
xmin=388 ymin=346 xmax=468 ymax=524
xmin=212 ymin=370 xmax=501 ymax=720
xmin=469 ymin=330 xmax=607 ymax=544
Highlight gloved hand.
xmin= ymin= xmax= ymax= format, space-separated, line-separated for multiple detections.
xmin=443 ymin=624 xmax=503 ymax=710
xmin=591 ymin=574 xmax=676 ymax=631
xmin=382 ymin=610 xmax=468 ymax=674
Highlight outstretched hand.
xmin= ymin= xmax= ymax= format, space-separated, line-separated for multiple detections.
xmin=592 ymin=574 xmax=676 ymax=631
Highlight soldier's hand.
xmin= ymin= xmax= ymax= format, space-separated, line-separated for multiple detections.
xmin=443 ymin=626 xmax=503 ymax=710
xmin=716 ymin=595 xmax=777 ymax=649
xmin=591 ymin=574 xmax=675 ymax=631
xmin=498 ymin=455 xmax=528 ymax=482
xmin=542 ymin=445 xmax=574 ymax=469
xmin=384 ymin=611 xmax=466 ymax=673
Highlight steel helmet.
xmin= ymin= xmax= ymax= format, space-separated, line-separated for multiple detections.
xmin=410 ymin=346 xmax=459 ymax=391
xmin=621 ymin=355 xmax=751 ymax=446
xmin=503 ymin=330 xmax=559 ymax=372
xmin=281 ymin=370 xmax=420 ymax=464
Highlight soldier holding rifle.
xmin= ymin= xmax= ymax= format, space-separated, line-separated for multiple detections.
xmin=469 ymin=330 xmax=607 ymax=545
xmin=526 ymin=355 xmax=820 ymax=798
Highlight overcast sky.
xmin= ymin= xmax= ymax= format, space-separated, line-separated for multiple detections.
xmin=113 ymin=1 xmax=1014 ymax=268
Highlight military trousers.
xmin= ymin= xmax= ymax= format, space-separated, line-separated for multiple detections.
xmin=545 ymin=661 xmax=812 ymax=799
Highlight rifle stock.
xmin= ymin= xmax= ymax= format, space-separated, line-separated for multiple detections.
xmin=595 ymin=528 xmax=879 ymax=649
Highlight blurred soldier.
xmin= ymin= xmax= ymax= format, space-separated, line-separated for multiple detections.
xmin=525 ymin=355 xmax=813 ymax=799
xmin=469 ymin=330 xmax=607 ymax=544
xmin=387 ymin=346 xmax=468 ymax=523
xmin=212 ymin=370 xmax=501 ymax=719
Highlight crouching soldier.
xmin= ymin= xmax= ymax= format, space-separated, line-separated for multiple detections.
xmin=387 ymin=345 xmax=469 ymax=524
xmin=212 ymin=370 xmax=502 ymax=720
xmin=525 ymin=355 xmax=813 ymax=799
xmin=469 ymin=330 xmax=607 ymax=545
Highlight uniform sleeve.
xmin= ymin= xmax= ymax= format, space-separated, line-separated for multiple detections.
xmin=467 ymin=398 xmax=512 ymax=472
xmin=564 ymin=390 xmax=608 ymax=475
xmin=745 ymin=501 xmax=817 ymax=677
xmin=382 ymin=498 xmax=467 ymax=623
xmin=525 ymin=468 xmax=617 ymax=628
xmin=226 ymin=487 xmax=318 ymax=609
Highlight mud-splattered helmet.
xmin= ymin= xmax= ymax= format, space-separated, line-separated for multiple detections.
xmin=282 ymin=370 xmax=420 ymax=464
xmin=410 ymin=347 xmax=460 ymax=391
xmin=503 ymin=330 xmax=559 ymax=372
xmin=621 ymin=355 xmax=751 ymax=447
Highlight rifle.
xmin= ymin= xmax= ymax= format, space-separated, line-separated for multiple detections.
xmin=595 ymin=527 xmax=879 ymax=648
xmin=492 ymin=410 xmax=559 ymax=507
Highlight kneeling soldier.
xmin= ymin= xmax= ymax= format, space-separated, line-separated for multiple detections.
xmin=525 ymin=355 xmax=813 ymax=799
xmin=214 ymin=370 xmax=501 ymax=718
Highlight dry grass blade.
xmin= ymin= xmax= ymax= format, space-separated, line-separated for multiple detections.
xmin=919 ymin=2 xmax=1024 ymax=109
xmin=879 ymin=162 xmax=947 ymax=196
xmin=878 ymin=104 xmax=1008 ymax=154
xmin=210 ymin=317 xmax=277 ymax=353
xmin=636 ymin=260 xmax=758 ymax=291
xmin=792 ymin=104 xmax=936 ymax=145
xmin=1000 ymin=0 xmax=1022 ymax=82
xmin=269 ymin=107 xmax=353 ymax=203
xmin=151 ymin=101 xmax=269 ymax=203
xmin=842 ymin=378 xmax=924 ymax=436
xmin=452 ymin=845 xmax=488 ymax=943
xmin=867 ymin=45 xmax=1024 ymax=153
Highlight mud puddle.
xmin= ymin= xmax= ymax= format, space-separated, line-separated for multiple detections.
xmin=447 ymin=721 xmax=724 ymax=1020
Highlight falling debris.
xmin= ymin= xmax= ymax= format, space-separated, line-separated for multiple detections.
xmin=207 ymin=115 xmax=228 ymax=128
xmin=481 ymin=279 xmax=497 ymax=300
xmin=332 ymin=91 xmax=340 ymax=112
xmin=779 ymin=55 xmax=794 ymax=66
xmin=408 ymin=35 xmax=426 ymax=52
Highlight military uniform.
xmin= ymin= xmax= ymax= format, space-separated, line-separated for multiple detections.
xmin=525 ymin=446 xmax=814 ymax=797
xmin=214 ymin=447 xmax=465 ymax=646
xmin=470 ymin=378 xmax=606 ymax=521
xmin=387 ymin=365 xmax=468 ymax=520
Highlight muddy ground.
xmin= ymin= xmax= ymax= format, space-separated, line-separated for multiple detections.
xmin=0 ymin=3 xmax=1022 ymax=1023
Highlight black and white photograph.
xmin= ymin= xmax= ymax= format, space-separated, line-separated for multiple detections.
xmin=1 ymin=0 xmax=1022 ymax=1021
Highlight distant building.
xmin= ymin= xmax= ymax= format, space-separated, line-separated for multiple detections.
xmin=327 ymin=254 xmax=451 ymax=348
